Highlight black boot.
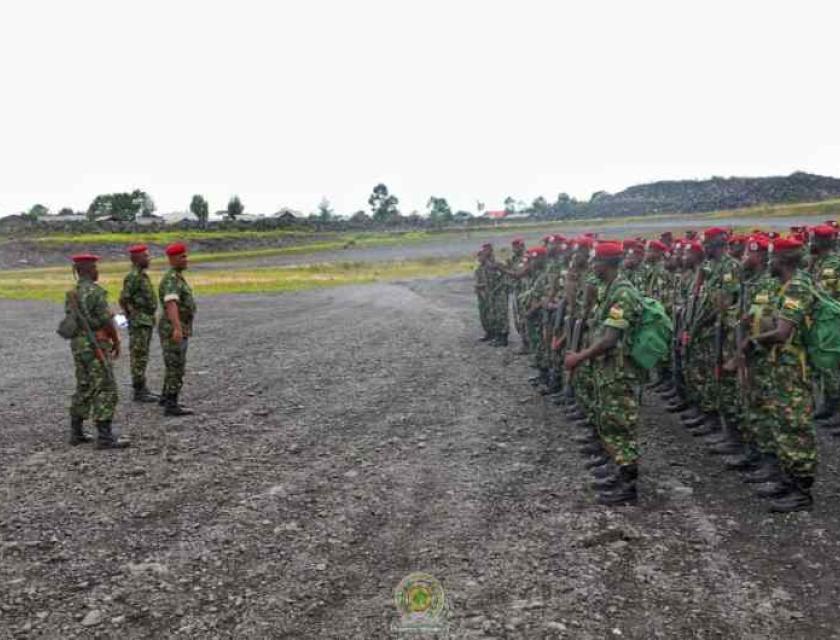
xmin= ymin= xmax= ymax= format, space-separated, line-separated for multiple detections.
xmin=95 ymin=420 xmax=129 ymax=450
xmin=756 ymin=476 xmax=793 ymax=499
xmin=596 ymin=464 xmax=638 ymax=506
xmin=813 ymin=397 xmax=838 ymax=421
xmin=493 ymin=333 xmax=509 ymax=347
xmin=723 ymin=445 xmax=761 ymax=471
xmin=742 ymin=455 xmax=781 ymax=483
xmin=665 ymin=398 xmax=689 ymax=412
xmin=768 ymin=477 xmax=814 ymax=513
xmin=591 ymin=461 xmax=617 ymax=479
xmin=69 ymin=416 xmax=92 ymax=446
xmin=579 ymin=441 xmax=603 ymax=456
xmin=592 ymin=471 xmax=622 ymax=490
xmin=544 ymin=369 xmax=561 ymax=394
xmin=133 ymin=383 xmax=160 ymax=403
xmin=584 ymin=454 xmax=610 ymax=470
xmin=164 ymin=393 xmax=194 ymax=417
xmin=572 ymin=430 xmax=599 ymax=445
xmin=478 ymin=333 xmax=493 ymax=343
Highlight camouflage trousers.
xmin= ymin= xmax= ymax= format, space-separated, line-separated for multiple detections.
xmin=816 ymin=367 xmax=840 ymax=403
xmin=510 ymin=290 xmax=526 ymax=340
xmin=527 ymin=317 xmax=547 ymax=369
xmin=477 ymin=294 xmax=491 ymax=334
xmin=129 ymin=324 xmax=153 ymax=388
xmin=161 ymin=335 xmax=189 ymax=396
xmin=573 ymin=360 xmax=597 ymax=420
xmin=766 ymin=361 xmax=817 ymax=479
xmin=594 ymin=367 xmax=640 ymax=466
xmin=70 ymin=339 xmax=117 ymax=422
xmin=488 ymin=288 xmax=509 ymax=336
xmin=685 ymin=334 xmax=717 ymax=413
xmin=740 ymin=368 xmax=777 ymax=454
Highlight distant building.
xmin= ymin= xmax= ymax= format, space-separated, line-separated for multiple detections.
xmin=272 ymin=208 xmax=301 ymax=222
xmin=485 ymin=210 xmax=508 ymax=220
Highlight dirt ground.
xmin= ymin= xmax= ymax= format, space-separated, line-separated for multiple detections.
xmin=4 ymin=275 xmax=840 ymax=639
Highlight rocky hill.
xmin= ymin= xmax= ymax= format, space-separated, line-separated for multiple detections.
xmin=586 ymin=172 xmax=840 ymax=217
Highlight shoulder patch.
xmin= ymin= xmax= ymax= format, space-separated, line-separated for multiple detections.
xmin=722 ymin=273 xmax=733 ymax=283
xmin=783 ymin=297 xmax=802 ymax=311
xmin=822 ymin=268 xmax=836 ymax=277
xmin=754 ymin=293 xmax=769 ymax=304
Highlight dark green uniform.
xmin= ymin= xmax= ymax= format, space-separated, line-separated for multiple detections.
xmin=67 ymin=278 xmax=117 ymax=422
xmin=119 ymin=265 xmax=158 ymax=390
xmin=158 ymin=267 xmax=197 ymax=397
xmin=592 ymin=276 xmax=643 ymax=465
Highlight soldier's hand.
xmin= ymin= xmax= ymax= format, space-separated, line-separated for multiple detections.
xmin=172 ymin=327 xmax=183 ymax=344
xmin=111 ymin=341 xmax=121 ymax=359
xmin=564 ymin=353 xmax=580 ymax=371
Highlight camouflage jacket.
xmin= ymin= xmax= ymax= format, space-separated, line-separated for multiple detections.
xmin=119 ymin=266 xmax=157 ymax=328
xmin=65 ymin=278 xmax=113 ymax=350
xmin=809 ymin=252 xmax=840 ymax=300
xmin=592 ymin=275 xmax=643 ymax=374
xmin=159 ymin=268 xmax=197 ymax=337
xmin=773 ymin=269 xmax=817 ymax=371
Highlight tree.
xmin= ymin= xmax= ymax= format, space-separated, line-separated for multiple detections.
xmin=530 ymin=196 xmax=550 ymax=218
xmin=426 ymin=196 xmax=453 ymax=223
xmin=227 ymin=195 xmax=244 ymax=220
xmin=368 ymin=183 xmax=399 ymax=223
xmin=350 ymin=210 xmax=371 ymax=224
xmin=190 ymin=195 xmax=209 ymax=228
xmin=553 ymin=193 xmax=575 ymax=218
xmin=87 ymin=189 xmax=153 ymax=222
xmin=57 ymin=207 xmax=75 ymax=217
xmin=503 ymin=196 xmax=517 ymax=214
xmin=25 ymin=204 xmax=49 ymax=220
xmin=317 ymin=197 xmax=334 ymax=222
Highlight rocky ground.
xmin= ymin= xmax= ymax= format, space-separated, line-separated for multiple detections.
xmin=4 ymin=276 xmax=840 ymax=639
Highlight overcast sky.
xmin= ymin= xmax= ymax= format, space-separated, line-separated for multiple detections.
xmin=1 ymin=0 xmax=838 ymax=217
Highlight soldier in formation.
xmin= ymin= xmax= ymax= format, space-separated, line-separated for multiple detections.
xmin=479 ymin=221 xmax=840 ymax=512
xmin=62 ymin=242 xmax=198 ymax=449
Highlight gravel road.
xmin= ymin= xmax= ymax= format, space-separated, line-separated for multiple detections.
xmin=3 ymin=277 xmax=840 ymax=639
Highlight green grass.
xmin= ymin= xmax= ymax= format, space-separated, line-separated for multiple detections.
xmin=31 ymin=228 xmax=315 ymax=245
xmin=0 ymin=257 xmax=474 ymax=303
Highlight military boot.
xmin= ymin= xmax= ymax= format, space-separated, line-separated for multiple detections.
xmin=95 ymin=421 xmax=130 ymax=450
xmin=579 ymin=441 xmax=603 ymax=456
xmin=742 ymin=454 xmax=781 ymax=484
xmin=591 ymin=461 xmax=617 ymax=479
xmin=572 ymin=430 xmax=599 ymax=445
xmin=164 ymin=393 xmax=194 ymax=417
xmin=133 ymin=383 xmax=160 ymax=403
xmin=755 ymin=476 xmax=793 ymax=499
xmin=478 ymin=333 xmax=493 ymax=343
xmin=768 ymin=477 xmax=814 ymax=513
xmin=679 ymin=406 xmax=704 ymax=420
xmin=583 ymin=454 xmax=610 ymax=470
xmin=596 ymin=464 xmax=638 ymax=506
xmin=493 ymin=333 xmax=508 ymax=347
xmin=69 ymin=416 xmax=92 ymax=446
xmin=723 ymin=445 xmax=761 ymax=471
xmin=544 ymin=369 xmax=562 ymax=394
xmin=813 ymin=397 xmax=838 ymax=421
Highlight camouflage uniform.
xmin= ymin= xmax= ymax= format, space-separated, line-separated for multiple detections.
xmin=573 ymin=272 xmax=600 ymax=421
xmin=520 ymin=266 xmax=549 ymax=370
xmin=119 ymin=265 xmax=158 ymax=389
xmin=67 ymin=278 xmax=118 ymax=422
xmin=592 ymin=275 xmax=643 ymax=465
xmin=485 ymin=260 xmax=509 ymax=338
xmin=158 ymin=267 xmax=197 ymax=397
xmin=686 ymin=254 xmax=740 ymax=422
xmin=475 ymin=262 xmax=492 ymax=336
xmin=765 ymin=270 xmax=818 ymax=479
xmin=810 ymin=252 xmax=840 ymax=405
xmin=739 ymin=270 xmax=779 ymax=453
xmin=505 ymin=250 xmax=528 ymax=344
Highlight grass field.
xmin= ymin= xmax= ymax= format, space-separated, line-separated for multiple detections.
xmin=0 ymin=257 xmax=474 ymax=303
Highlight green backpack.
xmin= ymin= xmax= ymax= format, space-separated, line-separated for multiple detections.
xmin=629 ymin=294 xmax=674 ymax=370
xmin=804 ymin=286 xmax=840 ymax=371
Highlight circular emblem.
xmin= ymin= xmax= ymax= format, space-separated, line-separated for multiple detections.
xmin=394 ymin=572 xmax=445 ymax=629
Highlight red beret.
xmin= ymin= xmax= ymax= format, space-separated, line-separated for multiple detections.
xmin=728 ymin=235 xmax=747 ymax=245
xmin=548 ymin=234 xmax=567 ymax=244
xmin=128 ymin=244 xmax=148 ymax=254
xmin=511 ymin=238 xmax=525 ymax=246
xmin=812 ymin=225 xmax=837 ymax=238
xmin=572 ymin=236 xmax=595 ymax=249
xmin=771 ymin=237 xmax=804 ymax=252
xmin=593 ymin=242 xmax=624 ymax=259
xmin=165 ymin=242 xmax=188 ymax=257
xmin=647 ymin=240 xmax=668 ymax=252
xmin=71 ymin=253 xmax=100 ymax=263
xmin=703 ymin=227 xmax=728 ymax=241
xmin=825 ymin=220 xmax=839 ymax=229
xmin=660 ymin=231 xmax=674 ymax=244
xmin=623 ymin=238 xmax=643 ymax=251
xmin=528 ymin=246 xmax=547 ymax=257
xmin=746 ymin=235 xmax=770 ymax=252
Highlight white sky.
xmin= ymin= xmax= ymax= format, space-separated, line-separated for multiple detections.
xmin=1 ymin=0 xmax=838 ymax=216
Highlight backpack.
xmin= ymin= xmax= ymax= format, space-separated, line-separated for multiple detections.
xmin=804 ymin=286 xmax=840 ymax=371
xmin=628 ymin=292 xmax=674 ymax=370
xmin=56 ymin=290 xmax=80 ymax=339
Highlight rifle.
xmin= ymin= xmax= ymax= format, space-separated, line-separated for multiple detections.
xmin=680 ymin=268 xmax=705 ymax=362
xmin=713 ymin=310 xmax=724 ymax=382
xmin=68 ymin=290 xmax=115 ymax=382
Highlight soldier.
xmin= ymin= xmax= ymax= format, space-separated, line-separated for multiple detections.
xmin=644 ymin=240 xmax=672 ymax=390
xmin=119 ymin=244 xmax=159 ymax=403
xmin=505 ymin=238 xmax=528 ymax=353
xmin=158 ymin=242 xmax=197 ymax=416
xmin=65 ymin=254 xmax=129 ymax=449
xmin=475 ymin=245 xmax=493 ymax=342
xmin=737 ymin=236 xmax=817 ymax=512
xmin=682 ymin=228 xmax=741 ymax=444
xmin=565 ymin=241 xmax=644 ymax=506
xmin=519 ymin=246 xmax=550 ymax=386
xmin=728 ymin=235 xmax=747 ymax=261
xmin=621 ymin=238 xmax=646 ymax=290
xmin=485 ymin=245 xmax=510 ymax=347
xmin=721 ymin=234 xmax=778 ymax=473
xmin=808 ymin=225 xmax=840 ymax=425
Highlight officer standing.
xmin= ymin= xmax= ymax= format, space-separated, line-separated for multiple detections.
xmin=119 ymin=244 xmax=159 ymax=403
xmin=65 ymin=254 xmax=129 ymax=449
xmin=158 ymin=243 xmax=196 ymax=416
